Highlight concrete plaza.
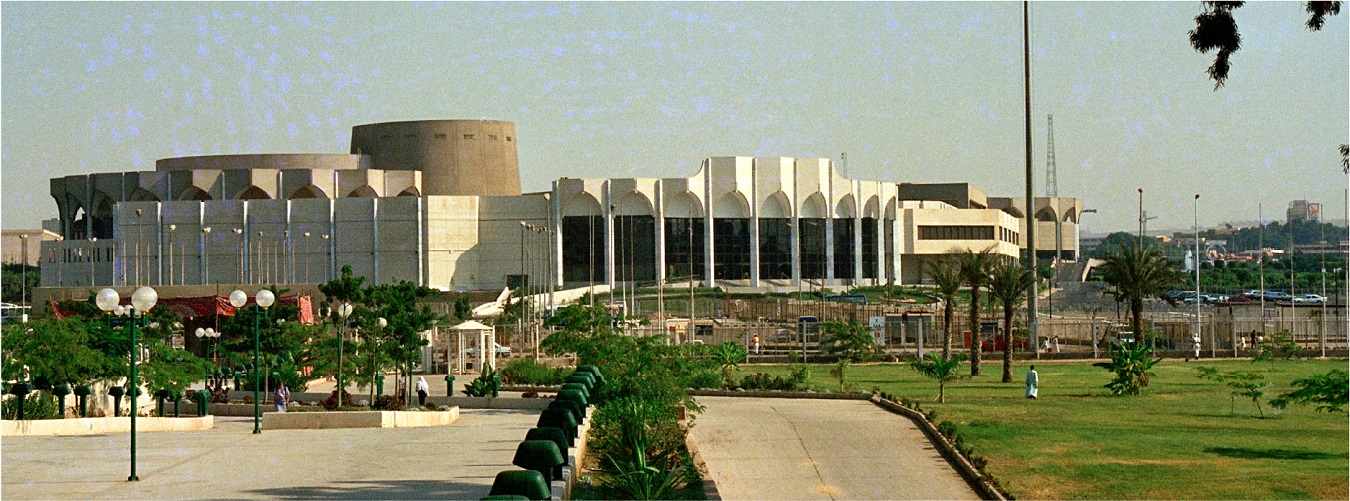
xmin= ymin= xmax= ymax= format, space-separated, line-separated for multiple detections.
xmin=1 ymin=409 xmax=541 ymax=500
xmin=689 ymin=396 xmax=979 ymax=500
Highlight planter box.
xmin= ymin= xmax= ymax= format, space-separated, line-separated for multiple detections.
xmin=1 ymin=416 xmax=214 ymax=436
xmin=261 ymin=408 xmax=459 ymax=430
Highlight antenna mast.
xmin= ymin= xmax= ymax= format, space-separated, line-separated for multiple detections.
xmin=1045 ymin=114 xmax=1058 ymax=197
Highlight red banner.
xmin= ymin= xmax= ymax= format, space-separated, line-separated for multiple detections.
xmin=54 ymin=294 xmax=315 ymax=325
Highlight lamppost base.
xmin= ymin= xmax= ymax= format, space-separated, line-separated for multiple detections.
xmin=128 ymin=475 xmax=139 ymax=482
xmin=253 ymin=429 xmax=261 ymax=434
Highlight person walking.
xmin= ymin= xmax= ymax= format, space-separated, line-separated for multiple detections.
xmin=1051 ymin=335 xmax=1059 ymax=353
xmin=1025 ymin=365 xmax=1039 ymax=399
xmin=274 ymin=381 xmax=290 ymax=412
xmin=1192 ymin=333 xmax=1202 ymax=359
xmin=752 ymin=335 xmax=761 ymax=355
xmin=416 ymin=376 xmax=430 ymax=406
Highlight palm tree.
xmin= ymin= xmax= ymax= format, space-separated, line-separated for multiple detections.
xmin=1098 ymin=242 xmax=1178 ymax=337
xmin=988 ymin=258 xmax=1036 ymax=383
xmin=958 ymin=248 xmax=996 ymax=376
xmin=911 ymin=352 xmax=965 ymax=403
xmin=926 ymin=256 xmax=963 ymax=360
xmin=1340 ymin=143 xmax=1348 ymax=174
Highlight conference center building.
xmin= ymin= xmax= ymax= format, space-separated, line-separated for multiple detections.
xmin=39 ymin=119 xmax=1082 ymax=297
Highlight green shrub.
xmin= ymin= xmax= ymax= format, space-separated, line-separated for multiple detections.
xmin=2 ymin=392 xmax=61 ymax=420
xmin=320 ymin=389 xmax=355 ymax=410
xmin=462 ymin=366 xmax=497 ymax=397
xmin=686 ymin=370 xmax=723 ymax=390
xmin=499 ymin=358 xmax=572 ymax=386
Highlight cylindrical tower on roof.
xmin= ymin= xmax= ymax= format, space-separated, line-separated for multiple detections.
xmin=349 ymin=119 xmax=521 ymax=196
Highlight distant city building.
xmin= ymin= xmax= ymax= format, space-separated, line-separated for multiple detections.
xmin=1287 ymin=200 xmax=1321 ymax=223
xmin=2 ymin=229 xmax=61 ymax=267
xmin=39 ymin=118 xmax=1080 ymax=295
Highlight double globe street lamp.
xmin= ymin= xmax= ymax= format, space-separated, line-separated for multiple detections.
xmin=229 ymin=289 xmax=275 ymax=434
xmin=336 ymin=302 xmax=354 ymax=408
xmin=96 ymin=286 xmax=158 ymax=482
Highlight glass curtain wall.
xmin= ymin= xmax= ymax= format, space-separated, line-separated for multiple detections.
xmin=758 ymin=218 xmax=793 ymax=279
xmin=613 ymin=215 xmax=656 ymax=284
xmin=861 ymin=217 xmax=879 ymax=279
xmin=561 ymin=216 xmax=605 ymax=283
xmin=832 ymin=218 xmax=855 ymax=280
xmin=714 ymin=219 xmax=752 ymax=280
xmin=664 ymin=217 xmax=705 ymax=280
xmin=799 ymin=219 xmax=827 ymax=279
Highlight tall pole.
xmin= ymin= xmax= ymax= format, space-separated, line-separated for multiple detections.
xmin=128 ymin=308 xmax=139 ymax=481
xmin=519 ymin=222 xmax=526 ymax=338
xmin=1320 ymin=220 xmax=1327 ymax=357
xmin=19 ymin=234 xmax=28 ymax=306
xmin=1259 ymin=204 xmax=1265 ymax=335
xmin=253 ymin=305 xmax=262 ymax=434
xmin=337 ymin=312 xmax=344 ymax=408
xmin=1194 ymin=194 xmax=1201 ymax=356
xmin=1023 ymin=0 xmax=1038 ymax=353
xmin=1138 ymin=188 xmax=1145 ymax=244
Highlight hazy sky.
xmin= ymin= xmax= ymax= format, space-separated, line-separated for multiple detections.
xmin=3 ymin=2 xmax=1347 ymax=235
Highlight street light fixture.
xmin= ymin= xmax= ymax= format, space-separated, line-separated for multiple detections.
xmin=202 ymin=227 xmax=212 ymax=285
xmin=337 ymin=302 xmax=354 ymax=408
xmin=97 ymin=287 xmax=156 ymax=481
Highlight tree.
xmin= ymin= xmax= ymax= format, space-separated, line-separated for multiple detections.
xmin=1340 ymin=143 xmax=1348 ymax=174
xmin=1097 ymin=342 xmax=1162 ymax=396
xmin=1097 ymin=242 xmax=1179 ymax=337
xmin=1 ymin=317 xmax=113 ymax=392
xmin=958 ymin=248 xmax=997 ymax=376
xmin=829 ymin=358 xmax=851 ymax=392
xmin=1197 ymin=366 xmax=1270 ymax=417
xmin=1189 ymin=1 xmax=1343 ymax=89
xmin=820 ymin=320 xmax=876 ymax=361
xmin=987 ymin=259 xmax=1036 ymax=383
xmin=911 ymin=352 xmax=965 ymax=403
xmin=1271 ymin=369 xmax=1349 ymax=412
xmin=926 ymin=257 xmax=963 ymax=360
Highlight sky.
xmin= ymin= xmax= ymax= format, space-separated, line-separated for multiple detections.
xmin=3 ymin=2 xmax=1347 ymax=236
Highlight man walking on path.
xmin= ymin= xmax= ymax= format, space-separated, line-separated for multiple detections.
xmin=1025 ymin=365 xmax=1039 ymax=399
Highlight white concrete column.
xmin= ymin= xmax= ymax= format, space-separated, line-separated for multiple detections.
xmin=704 ymin=181 xmax=716 ymax=288
xmin=874 ymin=217 xmax=884 ymax=286
xmin=790 ymin=217 xmax=801 ymax=286
xmin=604 ymin=183 xmax=616 ymax=288
xmin=655 ymin=181 xmax=667 ymax=282
xmin=552 ymin=182 xmax=565 ymax=287
xmin=853 ymin=215 xmax=863 ymax=284
xmin=750 ymin=215 xmax=761 ymax=286
xmin=825 ymin=217 xmax=835 ymax=284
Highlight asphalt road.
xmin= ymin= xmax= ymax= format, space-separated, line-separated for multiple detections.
xmin=689 ymin=396 xmax=980 ymax=501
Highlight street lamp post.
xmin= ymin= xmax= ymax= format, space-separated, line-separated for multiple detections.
xmin=337 ymin=302 xmax=353 ymax=408
xmin=202 ymin=227 xmax=212 ymax=285
xmin=99 ymin=287 xmax=157 ymax=481
xmin=1194 ymin=194 xmax=1201 ymax=358
xmin=90 ymin=237 xmax=98 ymax=286
xmin=19 ymin=234 xmax=29 ymax=307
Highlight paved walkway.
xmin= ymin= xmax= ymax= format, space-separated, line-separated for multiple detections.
xmin=689 ymin=396 xmax=979 ymax=500
xmin=1 ymin=409 xmax=540 ymax=500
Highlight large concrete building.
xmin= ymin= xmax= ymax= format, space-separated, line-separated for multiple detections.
xmin=39 ymin=119 xmax=1081 ymax=295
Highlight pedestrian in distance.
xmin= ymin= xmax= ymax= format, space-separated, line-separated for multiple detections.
xmin=1025 ymin=365 xmax=1039 ymax=399
xmin=1192 ymin=333 xmax=1202 ymax=360
xmin=274 ymin=381 xmax=290 ymax=413
xmin=1051 ymin=335 xmax=1059 ymax=353
xmin=752 ymin=335 xmax=761 ymax=355
xmin=416 ymin=376 xmax=430 ymax=406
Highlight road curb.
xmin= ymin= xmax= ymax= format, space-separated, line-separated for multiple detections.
xmin=870 ymin=396 xmax=1009 ymax=501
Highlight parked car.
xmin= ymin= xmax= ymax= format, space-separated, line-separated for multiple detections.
xmin=1292 ymin=294 xmax=1326 ymax=304
xmin=1262 ymin=291 xmax=1293 ymax=301
xmin=1164 ymin=290 xmax=1196 ymax=301
xmin=1243 ymin=290 xmax=1264 ymax=299
xmin=1218 ymin=295 xmax=1252 ymax=304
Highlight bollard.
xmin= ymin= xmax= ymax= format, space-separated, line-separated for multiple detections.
xmin=52 ymin=384 xmax=72 ymax=418
xmin=536 ymin=407 xmax=578 ymax=442
xmin=193 ymin=390 xmax=211 ymax=416
xmin=487 ymin=470 xmax=551 ymax=501
xmin=154 ymin=389 xmax=170 ymax=417
xmin=555 ymin=388 xmax=588 ymax=408
xmin=560 ymin=382 xmax=590 ymax=400
xmin=444 ymin=375 xmax=455 ymax=397
xmin=376 ymin=373 xmax=385 ymax=397
xmin=525 ymin=427 xmax=571 ymax=462
xmin=546 ymin=399 xmax=585 ymax=424
xmin=491 ymin=374 xmax=502 ymax=398
xmin=513 ymin=440 xmax=566 ymax=481
xmin=108 ymin=386 xmax=125 ymax=417
xmin=576 ymin=364 xmax=602 ymax=379
xmin=9 ymin=382 xmax=31 ymax=420
xmin=74 ymin=385 xmax=93 ymax=417
xmin=171 ymin=390 xmax=183 ymax=418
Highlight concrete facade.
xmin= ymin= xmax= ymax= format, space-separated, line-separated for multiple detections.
xmin=39 ymin=118 xmax=1081 ymax=296
xmin=2 ymin=229 xmax=61 ymax=266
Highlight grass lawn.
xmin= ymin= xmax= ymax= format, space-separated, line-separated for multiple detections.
xmin=738 ymin=358 xmax=1348 ymax=500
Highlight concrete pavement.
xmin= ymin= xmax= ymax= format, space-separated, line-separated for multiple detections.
xmin=1 ymin=409 xmax=541 ymax=500
xmin=689 ymin=396 xmax=980 ymax=500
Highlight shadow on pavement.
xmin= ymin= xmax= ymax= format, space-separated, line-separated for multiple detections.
xmin=245 ymin=480 xmax=485 ymax=500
